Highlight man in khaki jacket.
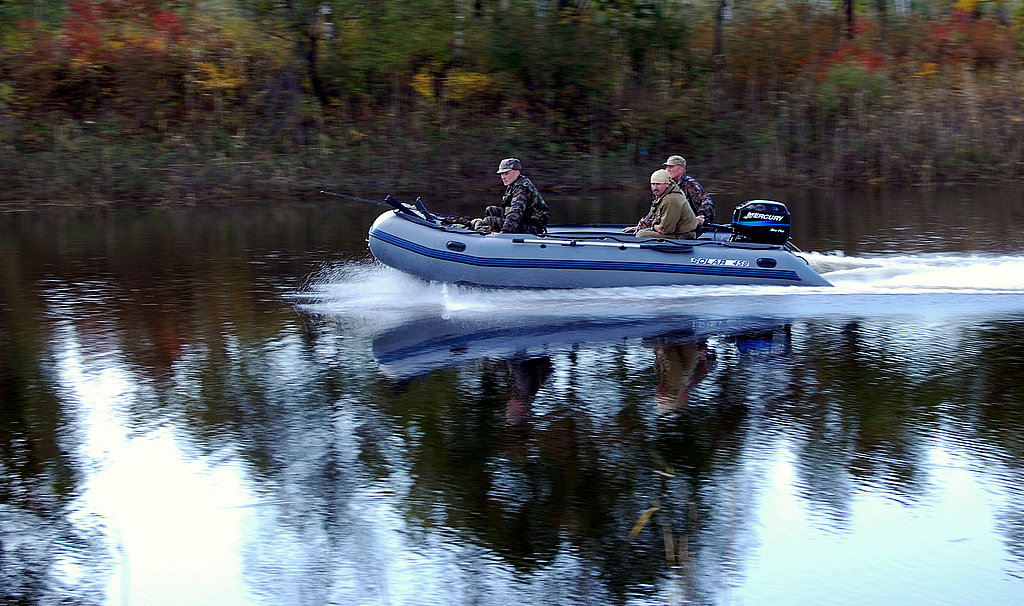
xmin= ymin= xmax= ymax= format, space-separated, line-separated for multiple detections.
xmin=623 ymin=169 xmax=698 ymax=239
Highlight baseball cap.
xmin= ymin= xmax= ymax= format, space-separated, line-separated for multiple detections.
xmin=496 ymin=158 xmax=522 ymax=174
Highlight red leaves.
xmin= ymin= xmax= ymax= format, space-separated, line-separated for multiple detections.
xmin=152 ymin=11 xmax=184 ymax=40
xmin=816 ymin=9 xmax=1014 ymax=80
xmin=830 ymin=43 xmax=886 ymax=71
xmin=60 ymin=0 xmax=185 ymax=62
xmin=813 ymin=43 xmax=887 ymax=82
xmin=4 ymin=0 xmax=189 ymax=121
xmin=64 ymin=0 xmax=103 ymax=60
xmin=924 ymin=10 xmax=1015 ymax=68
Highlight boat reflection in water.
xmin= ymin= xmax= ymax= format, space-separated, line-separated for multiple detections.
xmin=373 ymin=314 xmax=790 ymax=381
xmin=372 ymin=312 xmax=792 ymax=422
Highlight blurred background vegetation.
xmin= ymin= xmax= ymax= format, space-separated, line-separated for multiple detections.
xmin=2 ymin=0 xmax=1024 ymax=203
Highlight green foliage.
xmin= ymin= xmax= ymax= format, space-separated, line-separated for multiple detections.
xmin=0 ymin=0 xmax=64 ymax=36
xmin=3 ymin=0 xmax=1024 ymax=202
xmin=818 ymin=62 xmax=892 ymax=113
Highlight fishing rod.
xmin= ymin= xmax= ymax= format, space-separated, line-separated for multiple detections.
xmin=319 ymin=190 xmax=394 ymax=206
xmin=319 ymin=190 xmax=419 ymax=218
xmin=320 ymin=190 xmax=437 ymax=221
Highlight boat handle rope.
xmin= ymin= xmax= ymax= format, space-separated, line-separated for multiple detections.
xmin=513 ymin=236 xmax=784 ymax=253
xmin=512 ymin=238 xmax=697 ymax=253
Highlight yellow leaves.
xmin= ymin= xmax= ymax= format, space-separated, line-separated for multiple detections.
xmin=448 ymin=71 xmax=495 ymax=102
xmin=953 ymin=0 xmax=980 ymax=12
xmin=194 ymin=62 xmax=245 ymax=92
xmin=411 ymin=68 xmax=495 ymax=103
xmin=627 ymin=506 xmax=660 ymax=541
xmin=68 ymin=56 xmax=101 ymax=73
xmin=916 ymin=62 xmax=940 ymax=78
xmin=0 ymin=83 xmax=14 ymax=106
xmin=411 ymin=70 xmax=435 ymax=100
xmin=145 ymin=38 xmax=168 ymax=53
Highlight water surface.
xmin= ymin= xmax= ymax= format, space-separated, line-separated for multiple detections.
xmin=2 ymin=187 xmax=1024 ymax=605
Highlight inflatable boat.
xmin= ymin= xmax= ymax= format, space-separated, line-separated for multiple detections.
xmin=366 ymin=196 xmax=832 ymax=288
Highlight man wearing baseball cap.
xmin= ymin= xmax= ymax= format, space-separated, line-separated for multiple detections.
xmin=662 ymin=155 xmax=715 ymax=235
xmin=622 ymin=169 xmax=697 ymax=239
xmin=475 ymin=157 xmax=550 ymax=234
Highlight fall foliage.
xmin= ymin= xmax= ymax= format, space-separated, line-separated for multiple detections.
xmin=2 ymin=1 xmax=1024 ymax=202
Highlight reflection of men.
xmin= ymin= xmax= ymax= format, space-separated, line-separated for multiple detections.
xmin=652 ymin=341 xmax=715 ymax=412
xmin=484 ymin=357 xmax=553 ymax=424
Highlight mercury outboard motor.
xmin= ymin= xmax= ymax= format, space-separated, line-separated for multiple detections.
xmin=731 ymin=200 xmax=791 ymax=245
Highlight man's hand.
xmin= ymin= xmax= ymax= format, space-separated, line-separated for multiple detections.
xmin=696 ymin=216 xmax=705 ymax=226
xmin=622 ymin=225 xmax=638 ymax=234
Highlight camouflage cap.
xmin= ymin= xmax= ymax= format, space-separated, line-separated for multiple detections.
xmin=496 ymin=157 xmax=522 ymax=174
xmin=662 ymin=155 xmax=687 ymax=167
xmin=650 ymin=169 xmax=673 ymax=184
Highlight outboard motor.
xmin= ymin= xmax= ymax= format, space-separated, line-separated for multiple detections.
xmin=731 ymin=200 xmax=791 ymax=245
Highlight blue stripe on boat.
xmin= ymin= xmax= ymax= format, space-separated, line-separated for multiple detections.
xmin=369 ymin=229 xmax=802 ymax=281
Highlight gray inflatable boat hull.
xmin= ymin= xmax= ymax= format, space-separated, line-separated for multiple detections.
xmin=367 ymin=210 xmax=832 ymax=288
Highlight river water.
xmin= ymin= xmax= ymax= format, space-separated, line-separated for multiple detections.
xmin=2 ymin=186 xmax=1024 ymax=605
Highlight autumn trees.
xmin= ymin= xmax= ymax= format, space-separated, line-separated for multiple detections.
xmin=2 ymin=1 xmax=1024 ymax=201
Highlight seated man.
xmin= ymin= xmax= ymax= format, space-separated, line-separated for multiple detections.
xmin=663 ymin=155 xmax=715 ymax=235
xmin=623 ymin=169 xmax=697 ymax=239
xmin=475 ymin=157 xmax=550 ymax=235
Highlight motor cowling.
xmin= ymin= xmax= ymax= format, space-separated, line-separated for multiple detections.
xmin=731 ymin=200 xmax=791 ymax=245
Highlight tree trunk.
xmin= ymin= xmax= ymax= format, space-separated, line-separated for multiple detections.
xmin=845 ymin=0 xmax=854 ymax=39
xmin=713 ymin=0 xmax=726 ymax=70
xmin=304 ymin=32 xmax=329 ymax=107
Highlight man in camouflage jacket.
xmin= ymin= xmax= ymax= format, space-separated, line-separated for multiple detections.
xmin=481 ymin=157 xmax=550 ymax=235
xmin=662 ymin=155 xmax=715 ymax=234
